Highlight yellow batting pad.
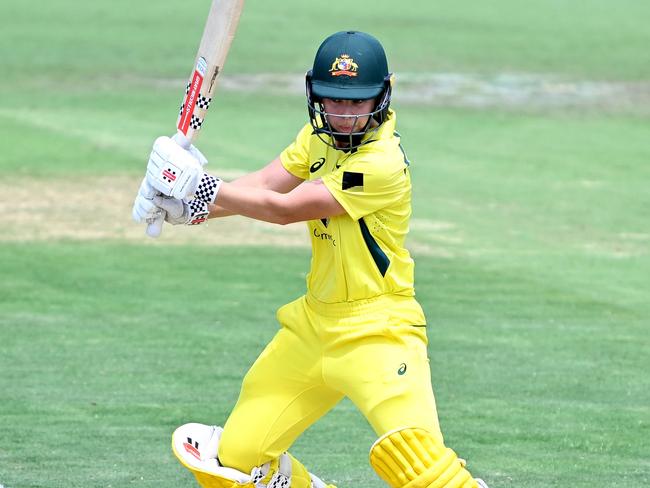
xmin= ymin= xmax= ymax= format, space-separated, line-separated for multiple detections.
xmin=190 ymin=470 xmax=242 ymax=488
xmin=369 ymin=428 xmax=478 ymax=488
xmin=171 ymin=423 xmax=334 ymax=488
xmin=172 ymin=423 xmax=254 ymax=488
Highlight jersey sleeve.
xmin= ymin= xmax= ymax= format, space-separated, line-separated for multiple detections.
xmin=279 ymin=124 xmax=313 ymax=180
xmin=322 ymin=158 xmax=408 ymax=221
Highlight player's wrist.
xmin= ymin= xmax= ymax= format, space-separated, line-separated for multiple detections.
xmin=194 ymin=172 xmax=222 ymax=204
xmin=186 ymin=199 xmax=210 ymax=225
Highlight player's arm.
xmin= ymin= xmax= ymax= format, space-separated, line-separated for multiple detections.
xmin=207 ymin=156 xmax=303 ymax=218
xmin=143 ymin=146 xmax=342 ymax=225
xmin=215 ymin=178 xmax=345 ymax=225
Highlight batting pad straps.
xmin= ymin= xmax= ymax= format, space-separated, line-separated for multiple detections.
xmin=194 ymin=172 xmax=222 ymax=204
xmin=253 ymin=452 xmax=331 ymax=488
xmin=369 ymin=428 xmax=477 ymax=488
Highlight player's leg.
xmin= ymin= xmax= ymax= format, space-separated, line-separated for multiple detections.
xmin=174 ymin=297 xmax=341 ymax=488
xmin=326 ymin=312 xmax=443 ymax=437
xmin=172 ymin=423 xmax=335 ymax=488
xmin=218 ymin=344 xmax=341 ymax=478
xmin=326 ymin=308 xmax=487 ymax=487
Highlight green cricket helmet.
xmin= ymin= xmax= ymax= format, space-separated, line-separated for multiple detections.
xmin=306 ymin=31 xmax=393 ymax=150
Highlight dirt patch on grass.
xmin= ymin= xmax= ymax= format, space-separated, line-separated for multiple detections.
xmin=1 ymin=175 xmax=457 ymax=256
xmin=140 ymin=72 xmax=650 ymax=114
xmin=1 ymin=175 xmax=310 ymax=247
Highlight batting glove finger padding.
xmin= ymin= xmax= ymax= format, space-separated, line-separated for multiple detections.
xmin=188 ymin=143 xmax=208 ymax=167
xmin=153 ymin=195 xmax=210 ymax=226
xmin=171 ymin=132 xmax=208 ymax=167
xmin=132 ymin=193 xmax=162 ymax=223
xmin=132 ymin=178 xmax=162 ymax=223
xmin=146 ymin=136 xmax=204 ymax=200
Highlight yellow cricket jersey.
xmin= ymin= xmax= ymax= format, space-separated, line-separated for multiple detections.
xmin=280 ymin=110 xmax=420 ymax=305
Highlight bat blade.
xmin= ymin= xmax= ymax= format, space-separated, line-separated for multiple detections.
xmin=176 ymin=0 xmax=245 ymax=146
xmin=147 ymin=0 xmax=244 ymax=237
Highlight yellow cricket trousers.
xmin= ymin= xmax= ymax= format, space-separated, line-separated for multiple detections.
xmin=218 ymin=293 xmax=444 ymax=472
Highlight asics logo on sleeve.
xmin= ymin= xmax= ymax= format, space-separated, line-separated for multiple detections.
xmin=309 ymin=157 xmax=326 ymax=173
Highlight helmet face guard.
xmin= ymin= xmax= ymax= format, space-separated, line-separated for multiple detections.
xmin=305 ymin=31 xmax=393 ymax=151
xmin=306 ymin=71 xmax=393 ymax=151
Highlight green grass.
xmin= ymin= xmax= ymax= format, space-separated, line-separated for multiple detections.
xmin=2 ymin=0 xmax=649 ymax=79
xmin=1 ymin=0 xmax=649 ymax=486
xmin=400 ymin=108 xmax=650 ymax=258
xmin=1 ymin=244 xmax=648 ymax=487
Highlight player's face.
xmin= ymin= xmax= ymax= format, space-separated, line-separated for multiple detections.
xmin=322 ymin=98 xmax=376 ymax=134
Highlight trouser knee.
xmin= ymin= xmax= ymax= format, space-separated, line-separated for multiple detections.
xmin=217 ymin=427 xmax=262 ymax=473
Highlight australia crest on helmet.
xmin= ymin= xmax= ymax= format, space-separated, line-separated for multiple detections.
xmin=329 ymin=54 xmax=358 ymax=77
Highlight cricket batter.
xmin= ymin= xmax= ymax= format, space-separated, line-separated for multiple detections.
xmin=134 ymin=31 xmax=490 ymax=488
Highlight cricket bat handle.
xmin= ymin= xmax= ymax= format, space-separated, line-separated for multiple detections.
xmin=145 ymin=132 xmax=192 ymax=238
xmin=145 ymin=212 xmax=164 ymax=238
xmin=144 ymin=187 xmax=164 ymax=238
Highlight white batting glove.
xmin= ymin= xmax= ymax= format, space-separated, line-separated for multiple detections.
xmin=132 ymin=178 xmax=163 ymax=223
xmin=153 ymin=195 xmax=210 ymax=226
xmin=146 ymin=136 xmax=206 ymax=199
xmin=170 ymin=132 xmax=208 ymax=167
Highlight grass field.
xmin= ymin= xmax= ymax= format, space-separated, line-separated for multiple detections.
xmin=1 ymin=0 xmax=649 ymax=487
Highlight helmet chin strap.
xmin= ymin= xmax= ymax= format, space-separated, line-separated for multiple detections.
xmin=332 ymin=132 xmax=364 ymax=151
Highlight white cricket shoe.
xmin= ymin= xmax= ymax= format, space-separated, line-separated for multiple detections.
xmin=476 ymin=478 xmax=490 ymax=488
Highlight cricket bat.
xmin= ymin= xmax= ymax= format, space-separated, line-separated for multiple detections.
xmin=146 ymin=0 xmax=245 ymax=237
